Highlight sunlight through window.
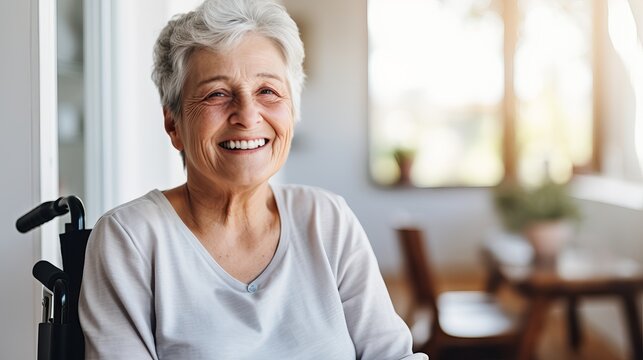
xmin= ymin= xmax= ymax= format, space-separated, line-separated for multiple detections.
xmin=608 ymin=0 xmax=643 ymax=178
xmin=368 ymin=0 xmax=595 ymax=187
xmin=515 ymin=0 xmax=593 ymax=185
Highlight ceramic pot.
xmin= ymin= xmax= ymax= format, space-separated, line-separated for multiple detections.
xmin=396 ymin=158 xmax=413 ymax=185
xmin=394 ymin=152 xmax=415 ymax=186
xmin=523 ymin=220 xmax=573 ymax=264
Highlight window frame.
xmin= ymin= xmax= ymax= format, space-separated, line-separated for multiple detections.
xmin=367 ymin=0 xmax=603 ymax=187
xmin=501 ymin=0 xmax=602 ymax=180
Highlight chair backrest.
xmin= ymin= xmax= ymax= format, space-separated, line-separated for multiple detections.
xmin=396 ymin=227 xmax=439 ymax=313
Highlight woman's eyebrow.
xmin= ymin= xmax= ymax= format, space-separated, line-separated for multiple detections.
xmin=197 ymin=75 xmax=228 ymax=88
xmin=196 ymin=73 xmax=283 ymax=88
xmin=256 ymin=72 xmax=284 ymax=82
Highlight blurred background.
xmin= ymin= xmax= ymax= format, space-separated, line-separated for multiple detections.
xmin=2 ymin=0 xmax=642 ymax=358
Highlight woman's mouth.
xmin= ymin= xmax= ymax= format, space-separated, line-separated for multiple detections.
xmin=219 ymin=138 xmax=268 ymax=150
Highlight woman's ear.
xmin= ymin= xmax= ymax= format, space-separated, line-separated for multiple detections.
xmin=164 ymin=108 xmax=184 ymax=151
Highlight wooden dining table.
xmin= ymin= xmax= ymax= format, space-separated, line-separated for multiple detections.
xmin=483 ymin=237 xmax=643 ymax=360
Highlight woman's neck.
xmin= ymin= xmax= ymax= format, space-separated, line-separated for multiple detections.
xmin=165 ymin=180 xmax=278 ymax=238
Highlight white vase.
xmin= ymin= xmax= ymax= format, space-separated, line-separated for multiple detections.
xmin=523 ymin=220 xmax=573 ymax=264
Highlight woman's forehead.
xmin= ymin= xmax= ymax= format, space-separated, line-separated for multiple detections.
xmin=186 ymin=36 xmax=287 ymax=86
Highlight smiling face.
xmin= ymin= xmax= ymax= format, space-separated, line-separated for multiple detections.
xmin=165 ymin=34 xmax=294 ymax=191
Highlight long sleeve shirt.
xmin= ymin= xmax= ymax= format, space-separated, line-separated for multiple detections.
xmin=79 ymin=184 xmax=428 ymax=360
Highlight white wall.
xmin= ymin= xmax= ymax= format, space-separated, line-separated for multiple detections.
xmin=0 ymin=0 xmax=44 ymax=358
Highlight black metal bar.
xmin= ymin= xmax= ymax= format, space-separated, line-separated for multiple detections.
xmin=59 ymin=196 xmax=85 ymax=232
xmin=16 ymin=198 xmax=68 ymax=233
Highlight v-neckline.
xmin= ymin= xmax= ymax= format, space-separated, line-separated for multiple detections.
xmin=151 ymin=185 xmax=289 ymax=291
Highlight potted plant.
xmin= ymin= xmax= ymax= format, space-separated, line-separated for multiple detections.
xmin=393 ymin=147 xmax=416 ymax=186
xmin=493 ymin=180 xmax=581 ymax=263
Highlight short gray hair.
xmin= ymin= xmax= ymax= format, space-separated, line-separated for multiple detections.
xmin=152 ymin=0 xmax=305 ymax=121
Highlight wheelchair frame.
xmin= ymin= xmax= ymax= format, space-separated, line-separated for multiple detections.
xmin=17 ymin=196 xmax=90 ymax=360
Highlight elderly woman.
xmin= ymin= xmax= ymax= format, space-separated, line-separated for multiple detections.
xmin=79 ymin=0 xmax=427 ymax=359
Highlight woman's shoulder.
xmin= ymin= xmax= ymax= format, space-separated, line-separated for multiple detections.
xmin=88 ymin=190 xmax=180 ymax=255
xmin=272 ymin=183 xmax=348 ymax=210
xmin=271 ymin=184 xmax=358 ymax=232
xmin=97 ymin=189 xmax=169 ymax=227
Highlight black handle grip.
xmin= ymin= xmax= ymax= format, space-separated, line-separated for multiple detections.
xmin=16 ymin=198 xmax=68 ymax=233
xmin=33 ymin=260 xmax=69 ymax=292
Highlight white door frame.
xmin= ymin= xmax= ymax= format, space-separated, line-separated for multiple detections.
xmin=0 ymin=0 xmax=58 ymax=357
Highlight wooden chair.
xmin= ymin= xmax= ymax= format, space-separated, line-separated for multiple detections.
xmin=396 ymin=227 xmax=523 ymax=360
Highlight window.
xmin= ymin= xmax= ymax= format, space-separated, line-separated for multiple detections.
xmin=368 ymin=0 xmax=596 ymax=187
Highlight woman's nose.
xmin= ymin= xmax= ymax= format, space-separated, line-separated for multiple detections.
xmin=230 ymin=96 xmax=262 ymax=127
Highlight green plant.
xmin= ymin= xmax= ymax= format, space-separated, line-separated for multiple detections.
xmin=392 ymin=147 xmax=416 ymax=164
xmin=392 ymin=147 xmax=416 ymax=185
xmin=493 ymin=180 xmax=581 ymax=233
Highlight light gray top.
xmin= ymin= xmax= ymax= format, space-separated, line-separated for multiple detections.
xmin=79 ymin=184 xmax=428 ymax=360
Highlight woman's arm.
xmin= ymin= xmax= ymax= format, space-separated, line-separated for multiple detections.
xmin=335 ymin=199 xmax=428 ymax=360
xmin=79 ymin=215 xmax=158 ymax=359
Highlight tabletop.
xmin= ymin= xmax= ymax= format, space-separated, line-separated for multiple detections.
xmin=483 ymin=235 xmax=643 ymax=360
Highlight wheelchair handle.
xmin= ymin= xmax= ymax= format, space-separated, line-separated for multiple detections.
xmin=33 ymin=261 xmax=70 ymax=325
xmin=16 ymin=196 xmax=85 ymax=233
xmin=33 ymin=260 xmax=69 ymax=292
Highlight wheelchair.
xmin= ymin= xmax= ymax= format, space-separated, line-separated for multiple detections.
xmin=16 ymin=196 xmax=90 ymax=360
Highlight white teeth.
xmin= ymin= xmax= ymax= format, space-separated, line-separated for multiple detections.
xmin=221 ymin=139 xmax=267 ymax=150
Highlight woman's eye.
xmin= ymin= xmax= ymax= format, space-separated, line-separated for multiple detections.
xmin=259 ymin=88 xmax=277 ymax=96
xmin=206 ymin=91 xmax=226 ymax=99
